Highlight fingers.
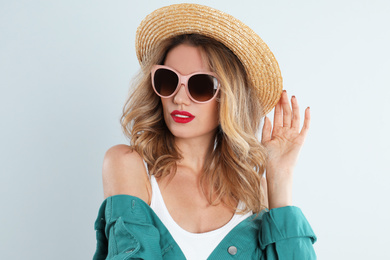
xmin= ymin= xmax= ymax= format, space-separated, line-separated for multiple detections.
xmin=261 ymin=116 xmax=272 ymax=143
xmin=281 ymin=91 xmax=292 ymax=127
xmin=291 ymin=95 xmax=300 ymax=129
xmin=300 ymin=107 xmax=311 ymax=138
xmin=274 ymin=90 xmax=294 ymax=128
xmin=273 ymin=98 xmax=283 ymax=128
xmin=268 ymin=90 xmax=310 ymax=141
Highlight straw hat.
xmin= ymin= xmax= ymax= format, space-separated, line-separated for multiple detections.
xmin=136 ymin=3 xmax=283 ymax=114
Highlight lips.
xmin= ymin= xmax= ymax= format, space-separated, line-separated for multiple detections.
xmin=170 ymin=110 xmax=195 ymax=123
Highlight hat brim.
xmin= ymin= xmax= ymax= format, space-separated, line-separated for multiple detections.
xmin=136 ymin=3 xmax=283 ymax=115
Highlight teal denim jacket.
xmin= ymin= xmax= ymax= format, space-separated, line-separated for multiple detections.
xmin=93 ymin=195 xmax=317 ymax=259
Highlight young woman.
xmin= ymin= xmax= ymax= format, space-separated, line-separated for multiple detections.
xmin=93 ymin=4 xmax=316 ymax=259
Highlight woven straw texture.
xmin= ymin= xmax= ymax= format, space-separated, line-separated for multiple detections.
xmin=136 ymin=3 xmax=283 ymax=114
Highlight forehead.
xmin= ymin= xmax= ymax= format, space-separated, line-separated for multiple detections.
xmin=164 ymin=44 xmax=210 ymax=74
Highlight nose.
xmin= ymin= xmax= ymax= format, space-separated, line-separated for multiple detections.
xmin=173 ymin=84 xmax=191 ymax=105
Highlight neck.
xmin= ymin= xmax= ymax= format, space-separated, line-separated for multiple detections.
xmin=174 ymin=134 xmax=216 ymax=175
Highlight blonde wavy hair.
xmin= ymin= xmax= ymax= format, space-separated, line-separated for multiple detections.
xmin=121 ymin=34 xmax=268 ymax=214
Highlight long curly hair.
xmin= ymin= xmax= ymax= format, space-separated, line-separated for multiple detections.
xmin=121 ymin=34 xmax=268 ymax=214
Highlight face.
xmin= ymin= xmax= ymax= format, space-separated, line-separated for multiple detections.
xmin=159 ymin=44 xmax=219 ymax=141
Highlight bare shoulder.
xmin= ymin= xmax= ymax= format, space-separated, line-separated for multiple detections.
xmin=102 ymin=144 xmax=150 ymax=204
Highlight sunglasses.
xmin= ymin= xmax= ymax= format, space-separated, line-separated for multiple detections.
xmin=151 ymin=65 xmax=220 ymax=103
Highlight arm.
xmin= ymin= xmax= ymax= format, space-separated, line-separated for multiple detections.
xmin=261 ymin=90 xmax=310 ymax=209
xmin=259 ymin=206 xmax=317 ymax=260
xmin=93 ymin=195 xmax=186 ymax=260
xmin=260 ymin=91 xmax=316 ymax=258
xmin=93 ymin=145 xmax=163 ymax=259
xmin=94 ymin=147 xmax=186 ymax=259
xmin=102 ymin=144 xmax=151 ymax=203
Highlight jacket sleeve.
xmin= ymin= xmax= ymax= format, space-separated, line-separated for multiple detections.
xmin=259 ymin=206 xmax=317 ymax=259
xmin=93 ymin=195 xmax=185 ymax=260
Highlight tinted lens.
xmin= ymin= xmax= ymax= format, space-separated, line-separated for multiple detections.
xmin=154 ymin=68 xmax=179 ymax=97
xmin=188 ymin=74 xmax=218 ymax=102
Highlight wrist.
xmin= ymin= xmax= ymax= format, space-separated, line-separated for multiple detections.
xmin=266 ymin=173 xmax=293 ymax=209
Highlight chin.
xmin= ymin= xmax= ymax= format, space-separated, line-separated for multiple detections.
xmin=167 ymin=125 xmax=192 ymax=138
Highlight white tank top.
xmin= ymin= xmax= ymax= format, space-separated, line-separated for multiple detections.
xmin=144 ymin=162 xmax=252 ymax=260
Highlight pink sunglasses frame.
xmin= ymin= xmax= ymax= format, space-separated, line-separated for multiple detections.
xmin=150 ymin=65 xmax=220 ymax=104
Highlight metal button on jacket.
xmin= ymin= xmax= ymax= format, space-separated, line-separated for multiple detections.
xmin=228 ymin=246 xmax=237 ymax=255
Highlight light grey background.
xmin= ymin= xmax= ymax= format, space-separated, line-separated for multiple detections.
xmin=1 ymin=0 xmax=389 ymax=259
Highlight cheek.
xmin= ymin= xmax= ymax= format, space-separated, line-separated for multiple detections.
xmin=207 ymin=101 xmax=220 ymax=126
xmin=160 ymin=99 xmax=169 ymax=122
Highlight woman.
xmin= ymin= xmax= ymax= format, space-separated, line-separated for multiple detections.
xmin=93 ymin=4 xmax=316 ymax=259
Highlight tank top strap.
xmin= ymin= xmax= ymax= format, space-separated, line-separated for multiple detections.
xmin=142 ymin=159 xmax=150 ymax=178
xmin=149 ymin=175 xmax=161 ymax=210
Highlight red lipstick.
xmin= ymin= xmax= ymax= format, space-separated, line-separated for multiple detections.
xmin=170 ymin=110 xmax=195 ymax=123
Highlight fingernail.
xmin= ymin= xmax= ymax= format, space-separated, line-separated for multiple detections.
xmin=292 ymin=95 xmax=296 ymax=99
xmin=283 ymin=90 xmax=287 ymax=93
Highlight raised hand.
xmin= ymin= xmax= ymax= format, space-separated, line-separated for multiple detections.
xmin=261 ymin=90 xmax=310 ymax=209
